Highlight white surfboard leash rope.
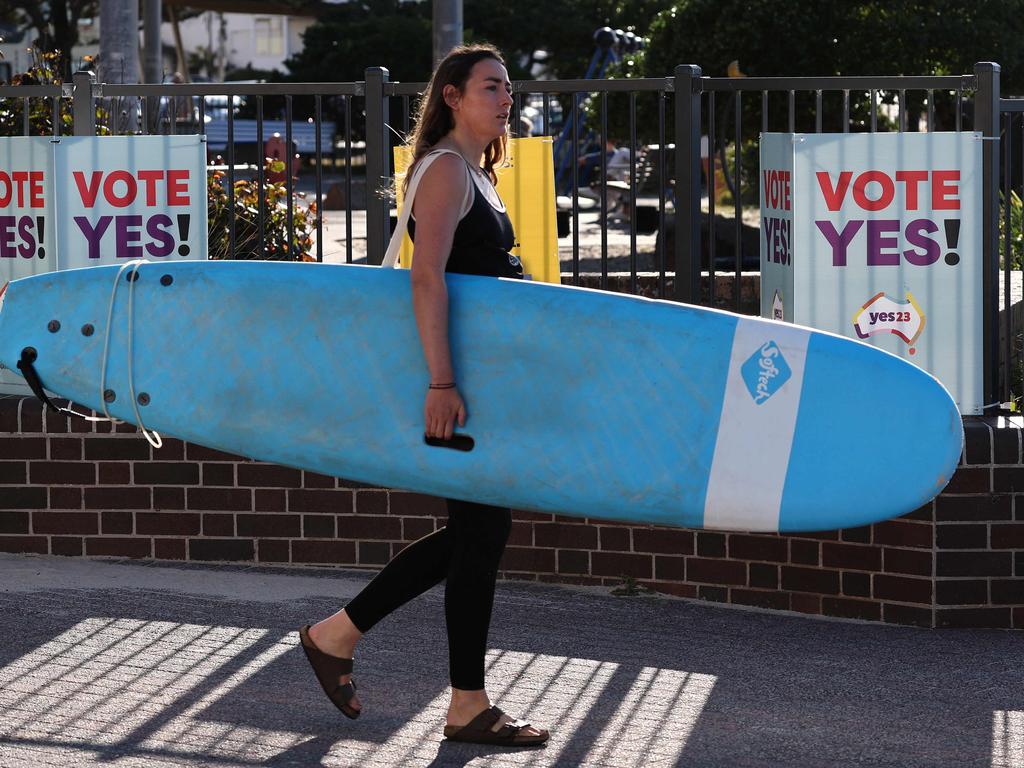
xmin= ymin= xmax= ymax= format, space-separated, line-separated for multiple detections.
xmin=23 ymin=263 xmax=142 ymax=427
xmin=125 ymin=261 xmax=162 ymax=449
xmin=382 ymin=149 xmax=475 ymax=269
xmin=15 ymin=262 xmax=143 ymax=427
xmin=98 ymin=259 xmax=162 ymax=449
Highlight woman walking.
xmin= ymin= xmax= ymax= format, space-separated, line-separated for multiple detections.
xmin=298 ymin=44 xmax=549 ymax=748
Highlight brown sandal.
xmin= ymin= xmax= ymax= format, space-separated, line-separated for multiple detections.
xmin=298 ymin=624 xmax=360 ymax=719
xmin=443 ymin=705 xmax=548 ymax=747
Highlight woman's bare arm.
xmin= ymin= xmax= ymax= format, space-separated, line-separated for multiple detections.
xmin=409 ymin=153 xmax=470 ymax=438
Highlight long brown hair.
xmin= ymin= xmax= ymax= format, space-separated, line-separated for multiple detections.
xmin=402 ymin=44 xmax=508 ymax=193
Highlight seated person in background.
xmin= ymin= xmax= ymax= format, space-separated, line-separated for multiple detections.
xmin=577 ymin=138 xmax=630 ymax=186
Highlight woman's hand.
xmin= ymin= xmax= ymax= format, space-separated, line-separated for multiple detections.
xmin=424 ymin=386 xmax=467 ymax=440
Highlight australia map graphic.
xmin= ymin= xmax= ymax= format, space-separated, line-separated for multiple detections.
xmin=852 ymin=292 xmax=926 ymax=354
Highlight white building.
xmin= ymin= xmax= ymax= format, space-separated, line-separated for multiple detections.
xmin=0 ymin=7 xmax=327 ymax=84
xmin=164 ymin=11 xmax=319 ymax=79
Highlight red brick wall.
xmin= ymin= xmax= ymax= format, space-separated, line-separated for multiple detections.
xmin=1 ymin=397 xmax=1021 ymax=629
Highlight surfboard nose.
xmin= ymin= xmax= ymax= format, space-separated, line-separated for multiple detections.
xmin=778 ymin=334 xmax=964 ymax=532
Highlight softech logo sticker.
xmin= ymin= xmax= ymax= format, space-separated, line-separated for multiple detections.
xmin=741 ymin=341 xmax=791 ymax=405
xmin=852 ymin=291 xmax=926 ymax=354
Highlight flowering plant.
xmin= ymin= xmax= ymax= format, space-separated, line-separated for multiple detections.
xmin=207 ymin=161 xmax=318 ymax=261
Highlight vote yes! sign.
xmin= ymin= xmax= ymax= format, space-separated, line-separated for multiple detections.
xmin=0 ymin=137 xmax=57 ymax=395
xmin=760 ymin=132 xmax=982 ymax=414
xmin=0 ymin=137 xmax=56 ymax=283
xmin=54 ymin=135 xmax=207 ymax=269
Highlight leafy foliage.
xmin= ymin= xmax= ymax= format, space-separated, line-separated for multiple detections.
xmin=0 ymin=48 xmax=75 ymax=136
xmin=207 ymin=163 xmax=318 ymax=262
xmin=636 ymin=0 xmax=1024 ymax=88
xmin=0 ymin=47 xmax=144 ymax=139
xmin=286 ymin=0 xmax=665 ymax=84
xmin=1000 ymin=190 xmax=1023 ymax=270
xmin=464 ymin=0 xmax=665 ymax=80
xmin=610 ymin=574 xmax=655 ymax=596
xmin=284 ymin=0 xmax=433 ymax=84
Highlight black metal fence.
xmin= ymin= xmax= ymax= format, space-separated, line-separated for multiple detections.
xmin=677 ymin=64 xmax=1000 ymax=408
xmin=1 ymin=63 xmax=1019 ymax=409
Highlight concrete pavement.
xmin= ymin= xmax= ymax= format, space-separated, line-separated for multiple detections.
xmin=0 ymin=553 xmax=1021 ymax=767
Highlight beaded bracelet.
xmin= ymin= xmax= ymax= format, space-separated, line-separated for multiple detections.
xmin=429 ymin=382 xmax=457 ymax=390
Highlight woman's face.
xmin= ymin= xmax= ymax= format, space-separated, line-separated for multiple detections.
xmin=445 ymin=58 xmax=513 ymax=141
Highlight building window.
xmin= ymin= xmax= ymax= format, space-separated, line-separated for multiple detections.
xmin=254 ymin=17 xmax=283 ymax=56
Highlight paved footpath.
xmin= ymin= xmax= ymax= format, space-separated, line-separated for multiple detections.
xmin=0 ymin=553 xmax=1020 ymax=768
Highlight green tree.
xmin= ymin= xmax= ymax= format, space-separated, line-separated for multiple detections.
xmin=465 ymin=0 xmax=666 ymax=80
xmin=284 ymin=0 xmax=433 ymax=84
xmin=286 ymin=0 xmax=666 ymax=84
xmin=637 ymin=0 xmax=1024 ymax=88
xmin=0 ymin=48 xmax=75 ymax=135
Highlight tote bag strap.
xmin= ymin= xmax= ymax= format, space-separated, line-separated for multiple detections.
xmin=381 ymin=148 xmax=474 ymax=269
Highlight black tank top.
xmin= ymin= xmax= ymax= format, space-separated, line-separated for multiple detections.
xmin=408 ymin=165 xmax=524 ymax=280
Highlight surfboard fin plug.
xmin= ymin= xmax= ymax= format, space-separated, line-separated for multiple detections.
xmin=17 ymin=347 xmax=67 ymax=415
xmin=16 ymin=346 xmax=122 ymax=428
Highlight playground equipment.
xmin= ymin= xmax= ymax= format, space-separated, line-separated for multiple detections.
xmin=552 ymin=27 xmax=644 ymax=195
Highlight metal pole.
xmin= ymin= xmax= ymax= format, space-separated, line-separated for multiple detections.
xmin=72 ymin=70 xmax=96 ymax=136
xmin=975 ymin=62 xmax=1000 ymax=411
xmin=143 ymin=0 xmax=162 ymax=84
xmin=365 ymin=67 xmax=391 ymax=265
xmin=433 ymin=0 xmax=463 ymax=66
xmin=674 ymin=64 xmax=703 ymax=303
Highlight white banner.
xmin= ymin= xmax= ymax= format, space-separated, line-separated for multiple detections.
xmin=0 ymin=137 xmax=56 ymax=281
xmin=761 ymin=132 xmax=983 ymax=414
xmin=54 ymin=135 xmax=208 ymax=270
xmin=0 ymin=137 xmax=56 ymax=394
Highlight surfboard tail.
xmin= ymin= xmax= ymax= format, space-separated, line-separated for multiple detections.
xmin=0 ymin=280 xmax=15 ymax=380
xmin=0 ymin=280 xmax=29 ymax=381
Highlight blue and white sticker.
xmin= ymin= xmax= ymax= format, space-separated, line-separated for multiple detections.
xmin=741 ymin=341 xmax=792 ymax=405
xmin=703 ymin=319 xmax=811 ymax=531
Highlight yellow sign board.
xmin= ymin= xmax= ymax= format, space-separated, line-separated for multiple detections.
xmin=393 ymin=137 xmax=561 ymax=283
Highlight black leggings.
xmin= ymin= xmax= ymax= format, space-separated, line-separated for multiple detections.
xmin=343 ymin=499 xmax=512 ymax=691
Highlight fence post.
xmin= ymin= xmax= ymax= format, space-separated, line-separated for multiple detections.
xmin=975 ymin=62 xmax=1000 ymax=411
xmin=72 ymin=70 xmax=96 ymax=136
xmin=674 ymin=65 xmax=703 ymax=304
xmin=364 ymin=67 xmax=391 ymax=266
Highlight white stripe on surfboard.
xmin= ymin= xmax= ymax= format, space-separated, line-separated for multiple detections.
xmin=703 ymin=318 xmax=811 ymax=531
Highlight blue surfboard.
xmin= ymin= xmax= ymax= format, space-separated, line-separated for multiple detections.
xmin=0 ymin=261 xmax=962 ymax=532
